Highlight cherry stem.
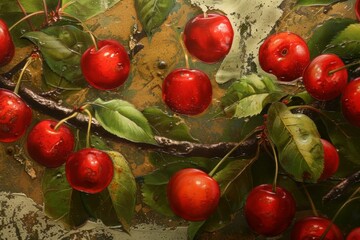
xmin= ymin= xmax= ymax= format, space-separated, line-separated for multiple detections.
xmin=9 ymin=11 xmax=45 ymax=32
xmin=203 ymin=11 xmax=208 ymax=18
xmin=54 ymin=112 xmax=79 ymax=131
xmin=60 ymin=0 xmax=76 ymax=12
xmin=42 ymin=0 xmax=49 ymax=24
xmin=328 ymin=59 xmax=360 ymax=75
xmin=268 ymin=139 xmax=279 ymax=193
xmin=208 ymin=128 xmax=262 ymax=177
xmin=302 ymin=183 xmax=319 ymax=217
xmin=16 ymin=0 xmax=35 ymax=31
xmin=14 ymin=56 xmax=35 ymax=94
xmin=179 ymin=33 xmax=190 ymax=69
xmin=320 ymin=187 xmax=360 ymax=240
xmin=81 ymin=108 xmax=93 ymax=148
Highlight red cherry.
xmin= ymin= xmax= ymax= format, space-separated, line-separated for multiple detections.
xmin=319 ymin=139 xmax=339 ymax=181
xmin=303 ymin=54 xmax=348 ymax=101
xmin=0 ymin=89 xmax=32 ymax=143
xmin=0 ymin=19 xmax=15 ymax=66
xmin=341 ymin=78 xmax=360 ymax=127
xmin=65 ymin=148 xmax=114 ymax=194
xmin=166 ymin=168 xmax=220 ymax=221
xmin=81 ymin=39 xmax=130 ymax=90
xmin=259 ymin=32 xmax=310 ymax=82
xmin=26 ymin=120 xmax=75 ymax=168
xmin=291 ymin=216 xmax=344 ymax=240
xmin=183 ymin=13 xmax=234 ymax=63
xmin=244 ymin=184 xmax=296 ymax=237
xmin=347 ymin=227 xmax=360 ymax=240
xmin=355 ymin=0 xmax=360 ymax=21
xmin=162 ymin=68 xmax=212 ymax=115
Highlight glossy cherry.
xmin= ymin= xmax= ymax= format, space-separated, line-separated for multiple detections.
xmin=291 ymin=216 xmax=344 ymax=240
xmin=26 ymin=120 xmax=75 ymax=168
xmin=244 ymin=184 xmax=296 ymax=237
xmin=0 ymin=89 xmax=32 ymax=143
xmin=167 ymin=168 xmax=220 ymax=221
xmin=347 ymin=227 xmax=360 ymax=240
xmin=259 ymin=32 xmax=310 ymax=82
xmin=355 ymin=0 xmax=360 ymax=21
xmin=0 ymin=19 xmax=15 ymax=66
xmin=319 ymin=139 xmax=339 ymax=181
xmin=81 ymin=39 xmax=130 ymax=90
xmin=183 ymin=13 xmax=234 ymax=63
xmin=341 ymin=78 xmax=360 ymax=127
xmin=162 ymin=68 xmax=212 ymax=115
xmin=65 ymin=148 xmax=114 ymax=194
xmin=303 ymin=54 xmax=348 ymax=101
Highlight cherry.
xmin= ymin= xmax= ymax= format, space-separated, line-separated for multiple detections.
xmin=65 ymin=148 xmax=114 ymax=194
xmin=291 ymin=216 xmax=344 ymax=240
xmin=341 ymin=78 xmax=360 ymax=127
xmin=347 ymin=227 xmax=360 ymax=240
xmin=162 ymin=68 xmax=212 ymax=115
xmin=166 ymin=168 xmax=220 ymax=221
xmin=355 ymin=0 xmax=360 ymax=21
xmin=303 ymin=54 xmax=348 ymax=101
xmin=26 ymin=120 xmax=75 ymax=168
xmin=0 ymin=89 xmax=32 ymax=143
xmin=319 ymin=139 xmax=339 ymax=181
xmin=183 ymin=13 xmax=234 ymax=63
xmin=0 ymin=19 xmax=15 ymax=66
xmin=244 ymin=184 xmax=296 ymax=237
xmin=81 ymin=39 xmax=131 ymax=90
xmin=258 ymin=32 xmax=310 ymax=82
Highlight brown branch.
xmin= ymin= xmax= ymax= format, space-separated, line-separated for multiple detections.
xmin=323 ymin=170 xmax=360 ymax=202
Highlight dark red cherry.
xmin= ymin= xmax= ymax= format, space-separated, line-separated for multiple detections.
xmin=65 ymin=148 xmax=114 ymax=194
xmin=355 ymin=0 xmax=360 ymax=21
xmin=0 ymin=19 xmax=15 ymax=66
xmin=26 ymin=120 xmax=75 ymax=168
xmin=244 ymin=184 xmax=296 ymax=237
xmin=319 ymin=139 xmax=339 ymax=181
xmin=341 ymin=78 xmax=360 ymax=127
xmin=259 ymin=32 xmax=310 ymax=82
xmin=162 ymin=68 xmax=212 ymax=115
xmin=0 ymin=89 xmax=32 ymax=143
xmin=183 ymin=13 xmax=234 ymax=63
xmin=347 ymin=227 xmax=360 ymax=240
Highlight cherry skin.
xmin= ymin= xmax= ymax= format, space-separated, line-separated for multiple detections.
xmin=303 ymin=54 xmax=348 ymax=101
xmin=347 ymin=227 xmax=360 ymax=240
xmin=259 ymin=32 xmax=310 ymax=82
xmin=244 ymin=184 xmax=296 ymax=237
xmin=65 ymin=148 xmax=114 ymax=194
xmin=162 ymin=68 xmax=212 ymax=115
xmin=0 ymin=19 xmax=15 ymax=66
xmin=26 ymin=120 xmax=75 ymax=168
xmin=355 ymin=0 xmax=360 ymax=21
xmin=81 ymin=39 xmax=130 ymax=90
xmin=291 ymin=216 xmax=344 ymax=240
xmin=166 ymin=168 xmax=220 ymax=221
xmin=341 ymin=78 xmax=360 ymax=127
xmin=319 ymin=139 xmax=339 ymax=181
xmin=183 ymin=13 xmax=234 ymax=63
xmin=0 ymin=89 xmax=32 ymax=143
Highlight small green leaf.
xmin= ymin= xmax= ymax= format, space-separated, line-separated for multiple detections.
xmin=62 ymin=0 xmax=122 ymax=21
xmin=296 ymin=0 xmax=342 ymax=6
xmin=267 ymin=102 xmax=323 ymax=182
xmin=324 ymin=23 xmax=360 ymax=59
xmin=42 ymin=166 xmax=88 ymax=227
xmin=307 ymin=18 xmax=356 ymax=59
xmin=143 ymin=107 xmax=198 ymax=142
xmin=107 ymin=151 xmax=137 ymax=233
xmin=232 ymin=93 xmax=269 ymax=118
xmin=188 ymin=221 xmax=206 ymax=240
xmin=93 ymin=98 xmax=157 ymax=145
xmin=22 ymin=25 xmax=93 ymax=82
xmin=135 ymin=0 xmax=176 ymax=36
xmin=142 ymin=184 xmax=175 ymax=217
xmin=0 ymin=0 xmax=58 ymax=13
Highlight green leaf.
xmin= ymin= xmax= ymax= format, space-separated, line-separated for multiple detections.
xmin=188 ymin=221 xmax=206 ymax=240
xmin=232 ymin=93 xmax=269 ymax=118
xmin=143 ymin=107 xmax=198 ymax=142
xmin=135 ymin=0 xmax=176 ymax=36
xmin=307 ymin=18 xmax=356 ymax=59
xmin=62 ymin=0 xmax=121 ymax=21
xmin=42 ymin=166 xmax=88 ymax=227
xmin=0 ymin=0 xmax=58 ymax=13
xmin=320 ymin=111 xmax=360 ymax=165
xmin=107 ymin=151 xmax=137 ymax=233
xmin=22 ymin=25 xmax=93 ymax=82
xmin=93 ymin=98 xmax=157 ymax=145
xmin=324 ymin=23 xmax=360 ymax=59
xmin=296 ymin=0 xmax=342 ymax=6
xmin=142 ymin=184 xmax=175 ymax=217
xmin=267 ymin=102 xmax=324 ymax=182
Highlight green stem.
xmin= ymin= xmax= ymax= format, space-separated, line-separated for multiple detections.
xmin=14 ymin=57 xmax=35 ymax=94
xmin=42 ymin=0 xmax=48 ymax=24
xmin=179 ymin=33 xmax=189 ymax=69
xmin=16 ymin=0 xmax=35 ymax=31
xmin=81 ymin=108 xmax=93 ymax=148
xmin=208 ymin=128 xmax=261 ymax=177
xmin=328 ymin=59 xmax=360 ymax=75
xmin=302 ymin=183 xmax=319 ymax=217
xmin=54 ymin=112 xmax=79 ymax=131
xmin=9 ymin=11 xmax=45 ymax=31
xmin=268 ymin=139 xmax=279 ymax=193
